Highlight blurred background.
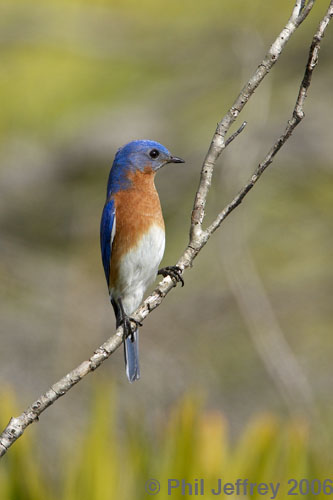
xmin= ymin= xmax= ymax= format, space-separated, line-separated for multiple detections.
xmin=0 ymin=0 xmax=332 ymax=496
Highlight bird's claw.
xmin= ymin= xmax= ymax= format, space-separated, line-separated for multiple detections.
xmin=158 ymin=265 xmax=184 ymax=287
xmin=120 ymin=316 xmax=142 ymax=342
xmin=129 ymin=317 xmax=143 ymax=328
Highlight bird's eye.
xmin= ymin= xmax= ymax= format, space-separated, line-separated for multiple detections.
xmin=149 ymin=149 xmax=160 ymax=159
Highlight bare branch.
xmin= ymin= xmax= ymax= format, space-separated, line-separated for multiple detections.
xmin=189 ymin=0 xmax=316 ymax=243
xmin=298 ymin=1 xmax=316 ymax=24
xmin=206 ymin=0 xmax=333 ymax=237
xmin=0 ymin=0 xmax=331 ymax=457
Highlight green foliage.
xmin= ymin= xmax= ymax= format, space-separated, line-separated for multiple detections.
xmin=0 ymin=386 xmax=327 ymax=500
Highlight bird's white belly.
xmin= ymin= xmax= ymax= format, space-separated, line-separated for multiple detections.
xmin=111 ymin=224 xmax=165 ymax=314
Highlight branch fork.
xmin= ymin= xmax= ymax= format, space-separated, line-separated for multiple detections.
xmin=1 ymin=0 xmax=332 ymax=457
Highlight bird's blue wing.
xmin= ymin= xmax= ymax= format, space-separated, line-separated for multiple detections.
xmin=100 ymin=199 xmax=116 ymax=287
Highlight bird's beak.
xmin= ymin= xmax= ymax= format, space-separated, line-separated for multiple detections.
xmin=168 ymin=156 xmax=185 ymax=164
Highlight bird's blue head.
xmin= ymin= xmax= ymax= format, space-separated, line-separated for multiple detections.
xmin=106 ymin=140 xmax=184 ymax=197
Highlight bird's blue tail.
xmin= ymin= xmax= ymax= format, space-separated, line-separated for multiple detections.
xmin=124 ymin=328 xmax=140 ymax=382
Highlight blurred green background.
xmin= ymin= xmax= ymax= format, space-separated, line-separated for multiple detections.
xmin=0 ymin=0 xmax=332 ymax=496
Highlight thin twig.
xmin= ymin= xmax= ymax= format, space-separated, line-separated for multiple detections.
xmin=189 ymin=0 xmax=316 ymax=244
xmin=225 ymin=121 xmax=247 ymax=148
xmin=0 ymin=0 xmax=331 ymax=457
xmin=205 ymin=0 xmax=333 ymax=238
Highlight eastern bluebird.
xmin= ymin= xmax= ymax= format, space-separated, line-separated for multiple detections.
xmin=100 ymin=140 xmax=185 ymax=382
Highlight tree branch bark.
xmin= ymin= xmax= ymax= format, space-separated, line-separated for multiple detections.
xmin=1 ymin=0 xmax=332 ymax=458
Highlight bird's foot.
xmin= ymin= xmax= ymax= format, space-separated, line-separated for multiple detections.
xmin=158 ymin=265 xmax=184 ymax=287
xmin=120 ymin=315 xmax=142 ymax=341
xmin=118 ymin=298 xmax=142 ymax=341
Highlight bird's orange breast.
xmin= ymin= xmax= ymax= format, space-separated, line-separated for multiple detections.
xmin=109 ymin=167 xmax=164 ymax=288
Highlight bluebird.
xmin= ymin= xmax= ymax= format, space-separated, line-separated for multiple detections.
xmin=100 ymin=140 xmax=185 ymax=382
